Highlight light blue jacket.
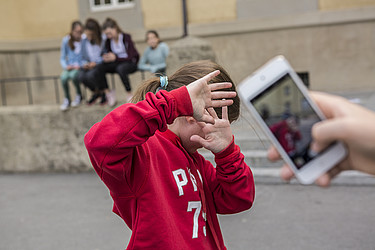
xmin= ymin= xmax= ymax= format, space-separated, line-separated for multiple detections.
xmin=81 ymin=37 xmax=105 ymax=65
xmin=60 ymin=35 xmax=83 ymax=70
xmin=138 ymin=42 xmax=169 ymax=73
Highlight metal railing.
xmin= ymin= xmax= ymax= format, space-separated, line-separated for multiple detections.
xmin=0 ymin=71 xmax=147 ymax=106
xmin=0 ymin=76 xmax=61 ymax=106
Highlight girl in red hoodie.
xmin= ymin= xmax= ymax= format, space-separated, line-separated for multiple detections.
xmin=84 ymin=61 xmax=255 ymax=249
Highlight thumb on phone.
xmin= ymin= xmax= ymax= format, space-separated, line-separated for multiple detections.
xmin=311 ymin=118 xmax=345 ymax=153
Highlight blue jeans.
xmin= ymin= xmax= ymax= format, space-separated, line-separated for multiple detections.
xmin=60 ymin=69 xmax=82 ymax=102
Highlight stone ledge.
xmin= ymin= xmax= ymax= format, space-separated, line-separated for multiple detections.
xmin=0 ymin=105 xmax=114 ymax=172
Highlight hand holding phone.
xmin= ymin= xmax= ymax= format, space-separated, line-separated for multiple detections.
xmin=269 ymin=91 xmax=375 ymax=186
xmin=238 ymin=56 xmax=347 ymax=184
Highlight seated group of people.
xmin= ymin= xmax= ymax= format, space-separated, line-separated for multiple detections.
xmin=59 ymin=17 xmax=169 ymax=111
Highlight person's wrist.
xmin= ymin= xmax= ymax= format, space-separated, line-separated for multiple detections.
xmin=214 ymin=136 xmax=235 ymax=156
xmin=212 ymin=142 xmax=230 ymax=154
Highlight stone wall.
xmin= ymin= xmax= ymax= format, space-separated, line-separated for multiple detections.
xmin=166 ymin=36 xmax=216 ymax=75
xmin=0 ymin=105 xmax=112 ymax=172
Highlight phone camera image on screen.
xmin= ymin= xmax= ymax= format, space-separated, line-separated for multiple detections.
xmin=251 ymin=74 xmax=321 ymax=169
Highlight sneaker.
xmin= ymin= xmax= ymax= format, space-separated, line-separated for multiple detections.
xmin=100 ymin=93 xmax=107 ymax=105
xmin=60 ymin=98 xmax=70 ymax=111
xmin=87 ymin=93 xmax=100 ymax=105
xmin=106 ymin=90 xmax=117 ymax=107
xmin=71 ymin=95 xmax=82 ymax=107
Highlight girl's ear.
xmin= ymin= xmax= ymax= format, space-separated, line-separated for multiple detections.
xmin=185 ymin=116 xmax=197 ymax=124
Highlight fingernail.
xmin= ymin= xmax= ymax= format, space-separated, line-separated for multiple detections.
xmin=308 ymin=148 xmax=319 ymax=158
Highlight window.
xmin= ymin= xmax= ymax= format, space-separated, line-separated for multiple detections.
xmin=297 ymin=72 xmax=309 ymax=88
xmin=90 ymin=0 xmax=135 ymax=12
xmin=284 ymin=86 xmax=290 ymax=96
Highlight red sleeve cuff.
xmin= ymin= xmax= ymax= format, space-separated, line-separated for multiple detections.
xmin=214 ymin=136 xmax=236 ymax=159
xmin=169 ymin=86 xmax=193 ymax=117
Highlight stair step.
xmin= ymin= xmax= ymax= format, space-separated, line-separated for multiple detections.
xmin=198 ymin=149 xmax=283 ymax=168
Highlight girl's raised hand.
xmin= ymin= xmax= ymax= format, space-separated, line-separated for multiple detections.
xmin=190 ymin=106 xmax=233 ymax=154
xmin=186 ymin=70 xmax=236 ymax=124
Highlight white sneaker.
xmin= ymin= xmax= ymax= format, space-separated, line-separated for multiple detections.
xmin=71 ymin=95 xmax=82 ymax=107
xmin=60 ymin=98 xmax=70 ymax=111
xmin=106 ymin=90 xmax=117 ymax=107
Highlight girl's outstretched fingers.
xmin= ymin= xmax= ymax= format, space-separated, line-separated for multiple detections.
xmin=222 ymin=105 xmax=228 ymax=120
xmin=186 ymin=70 xmax=236 ymax=123
xmin=200 ymin=109 xmax=215 ymax=124
xmin=202 ymin=70 xmax=220 ymax=82
xmin=210 ymin=83 xmax=236 ymax=106
xmin=207 ymin=107 xmax=219 ymax=119
xmin=211 ymin=97 xmax=234 ymax=108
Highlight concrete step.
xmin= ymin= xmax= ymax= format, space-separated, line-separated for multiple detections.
xmin=197 ymin=148 xmax=282 ymax=168
xmin=232 ymin=133 xmax=270 ymax=150
xmin=231 ymin=108 xmax=272 ymax=151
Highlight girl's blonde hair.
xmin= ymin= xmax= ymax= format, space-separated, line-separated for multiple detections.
xmin=132 ymin=60 xmax=240 ymax=123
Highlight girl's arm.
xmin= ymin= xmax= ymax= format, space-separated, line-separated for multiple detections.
xmin=125 ymin=34 xmax=139 ymax=63
xmin=84 ymin=87 xmax=193 ymax=178
xmin=80 ymin=39 xmax=89 ymax=66
xmin=160 ymin=42 xmax=169 ymax=58
xmin=59 ymin=36 xmax=69 ymax=69
xmin=149 ymin=43 xmax=169 ymax=72
xmin=116 ymin=33 xmax=139 ymax=63
xmin=203 ymin=141 xmax=255 ymax=214
xmin=149 ymin=61 xmax=167 ymax=74
xmin=137 ymin=48 xmax=152 ymax=71
xmin=191 ymin=106 xmax=255 ymax=213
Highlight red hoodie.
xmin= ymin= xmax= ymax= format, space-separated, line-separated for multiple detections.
xmin=270 ymin=120 xmax=301 ymax=154
xmin=84 ymin=86 xmax=255 ymax=249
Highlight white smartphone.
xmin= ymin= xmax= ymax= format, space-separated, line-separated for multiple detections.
xmin=238 ymin=55 xmax=347 ymax=184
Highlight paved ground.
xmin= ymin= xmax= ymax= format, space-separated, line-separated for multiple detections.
xmin=1 ymin=173 xmax=374 ymax=250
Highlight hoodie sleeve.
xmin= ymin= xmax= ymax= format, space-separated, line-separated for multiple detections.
xmin=200 ymin=138 xmax=255 ymax=214
xmin=84 ymin=86 xmax=193 ymax=180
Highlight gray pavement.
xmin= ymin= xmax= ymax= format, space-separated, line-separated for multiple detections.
xmin=1 ymin=173 xmax=374 ymax=250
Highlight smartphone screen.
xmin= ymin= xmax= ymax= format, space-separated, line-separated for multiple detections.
xmin=251 ymin=74 xmax=321 ymax=169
